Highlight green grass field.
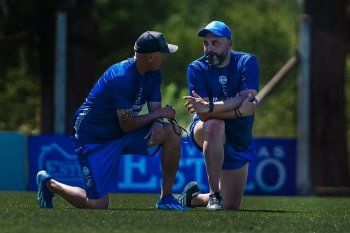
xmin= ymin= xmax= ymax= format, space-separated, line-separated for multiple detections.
xmin=0 ymin=192 xmax=349 ymax=233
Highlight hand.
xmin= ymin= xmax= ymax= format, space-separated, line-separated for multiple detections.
xmin=239 ymin=94 xmax=258 ymax=116
xmin=183 ymin=91 xmax=209 ymax=113
xmin=154 ymin=105 xmax=176 ymax=119
xmin=144 ymin=122 xmax=164 ymax=145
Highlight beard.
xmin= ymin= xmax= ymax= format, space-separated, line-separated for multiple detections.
xmin=205 ymin=49 xmax=229 ymax=66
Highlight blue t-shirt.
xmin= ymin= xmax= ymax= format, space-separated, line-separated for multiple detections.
xmin=73 ymin=57 xmax=161 ymax=144
xmin=187 ymin=50 xmax=259 ymax=151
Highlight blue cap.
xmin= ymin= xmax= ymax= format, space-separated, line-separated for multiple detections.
xmin=198 ymin=21 xmax=232 ymax=39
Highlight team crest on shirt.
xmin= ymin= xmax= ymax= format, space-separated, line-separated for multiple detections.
xmin=82 ymin=167 xmax=90 ymax=176
xmin=219 ymin=75 xmax=227 ymax=85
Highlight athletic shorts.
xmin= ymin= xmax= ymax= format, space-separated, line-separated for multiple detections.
xmin=75 ymin=126 xmax=160 ymax=199
xmin=189 ymin=118 xmax=253 ymax=170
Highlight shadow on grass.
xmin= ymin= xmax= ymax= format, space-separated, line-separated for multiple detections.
xmin=108 ymin=208 xmax=298 ymax=213
xmin=240 ymin=209 xmax=298 ymax=213
xmin=108 ymin=208 xmax=160 ymax=211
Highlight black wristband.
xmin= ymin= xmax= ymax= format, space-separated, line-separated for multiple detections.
xmin=234 ymin=107 xmax=241 ymax=118
xmin=209 ymin=101 xmax=214 ymax=112
xmin=234 ymin=108 xmax=238 ymax=118
xmin=237 ymin=108 xmax=242 ymax=117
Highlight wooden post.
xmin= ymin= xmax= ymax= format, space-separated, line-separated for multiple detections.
xmin=297 ymin=15 xmax=312 ymax=194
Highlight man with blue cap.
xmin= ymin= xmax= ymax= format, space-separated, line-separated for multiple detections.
xmin=180 ymin=21 xmax=259 ymax=210
xmin=36 ymin=31 xmax=188 ymax=211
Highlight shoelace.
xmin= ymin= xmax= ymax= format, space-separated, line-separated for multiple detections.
xmin=166 ymin=118 xmax=188 ymax=136
xmin=168 ymin=118 xmax=192 ymax=144
xmin=209 ymin=193 xmax=222 ymax=205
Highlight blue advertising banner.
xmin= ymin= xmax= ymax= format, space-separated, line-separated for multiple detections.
xmin=247 ymin=138 xmax=296 ymax=195
xmin=0 ymin=131 xmax=26 ymax=191
xmin=28 ymin=135 xmax=84 ymax=191
xmin=28 ymin=135 xmax=296 ymax=195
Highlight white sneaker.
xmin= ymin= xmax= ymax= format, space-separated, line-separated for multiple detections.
xmin=207 ymin=192 xmax=223 ymax=211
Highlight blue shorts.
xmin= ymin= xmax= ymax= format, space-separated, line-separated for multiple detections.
xmin=75 ymin=126 xmax=160 ymax=199
xmin=189 ymin=118 xmax=253 ymax=170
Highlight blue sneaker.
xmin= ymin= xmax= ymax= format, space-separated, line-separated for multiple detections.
xmin=36 ymin=170 xmax=54 ymax=208
xmin=156 ymin=194 xmax=190 ymax=211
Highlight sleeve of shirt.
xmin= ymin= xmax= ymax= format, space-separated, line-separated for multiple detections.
xmin=147 ymin=71 xmax=162 ymax=102
xmin=187 ymin=64 xmax=209 ymax=98
xmin=239 ymin=55 xmax=259 ymax=91
xmin=106 ymin=70 xmax=134 ymax=110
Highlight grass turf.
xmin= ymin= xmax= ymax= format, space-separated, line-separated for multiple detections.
xmin=0 ymin=192 xmax=349 ymax=233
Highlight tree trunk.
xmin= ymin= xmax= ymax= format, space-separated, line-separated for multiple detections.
xmin=305 ymin=0 xmax=349 ymax=187
xmin=66 ymin=0 xmax=97 ymax=134
xmin=38 ymin=3 xmax=55 ymax=133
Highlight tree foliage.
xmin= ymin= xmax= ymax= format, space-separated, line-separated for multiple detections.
xmin=157 ymin=0 xmax=300 ymax=136
xmin=0 ymin=0 xmax=302 ymax=136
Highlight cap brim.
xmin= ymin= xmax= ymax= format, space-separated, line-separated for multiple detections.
xmin=198 ymin=29 xmax=224 ymax=38
xmin=167 ymin=43 xmax=178 ymax=53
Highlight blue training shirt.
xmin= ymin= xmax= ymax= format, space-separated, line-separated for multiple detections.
xmin=187 ymin=50 xmax=259 ymax=151
xmin=73 ymin=57 xmax=161 ymax=145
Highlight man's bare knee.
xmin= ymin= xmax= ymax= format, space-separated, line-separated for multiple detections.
xmin=163 ymin=124 xmax=181 ymax=142
xmin=203 ymin=119 xmax=225 ymax=139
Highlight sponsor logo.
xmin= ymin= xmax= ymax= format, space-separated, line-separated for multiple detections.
xmin=36 ymin=142 xmax=83 ymax=188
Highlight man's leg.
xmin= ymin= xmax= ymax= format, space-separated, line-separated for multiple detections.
xmin=201 ymin=119 xmax=225 ymax=194
xmin=46 ymin=178 xmax=109 ymax=209
xmin=190 ymin=193 xmax=209 ymax=207
xmin=37 ymin=137 xmax=124 ymax=209
xmin=220 ymin=163 xmax=249 ymax=210
xmin=184 ymin=162 xmax=248 ymax=209
xmin=146 ymin=123 xmax=188 ymax=210
xmin=159 ymin=124 xmax=181 ymax=197
xmin=193 ymin=119 xmax=225 ymax=194
xmin=188 ymin=119 xmax=225 ymax=210
xmin=181 ymin=118 xmax=249 ymax=210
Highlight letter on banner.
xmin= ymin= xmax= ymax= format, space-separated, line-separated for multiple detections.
xmin=118 ymin=157 xmax=158 ymax=190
